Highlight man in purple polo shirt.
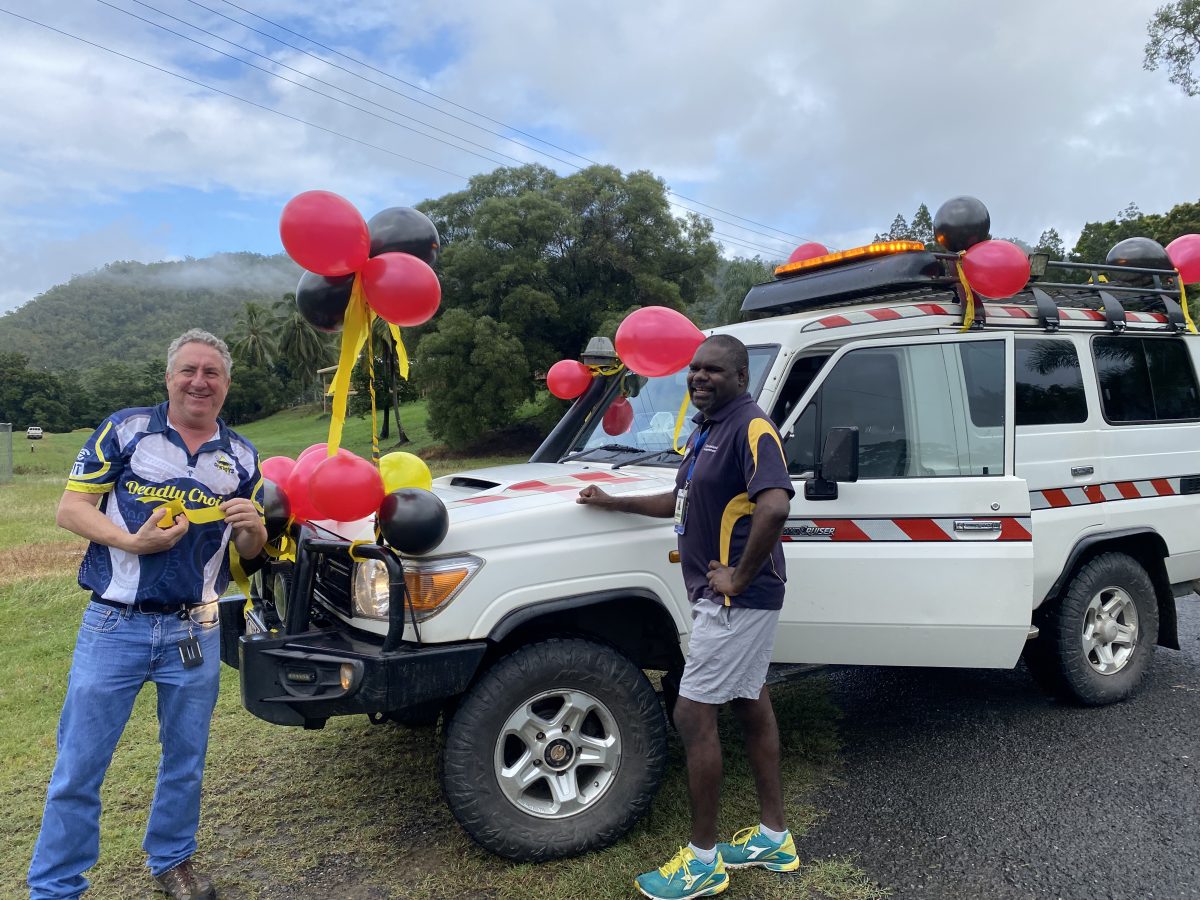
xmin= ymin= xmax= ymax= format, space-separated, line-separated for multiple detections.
xmin=578 ymin=334 xmax=795 ymax=900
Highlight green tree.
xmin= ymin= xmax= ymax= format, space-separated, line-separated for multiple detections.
xmin=705 ymin=256 xmax=777 ymax=326
xmin=417 ymin=310 xmax=531 ymax=449
xmin=911 ymin=203 xmax=935 ymax=247
xmin=273 ymin=295 xmax=335 ymax=404
xmin=227 ymin=301 xmax=277 ymax=370
xmin=1035 ymin=228 xmax=1066 ymax=260
xmin=1144 ymin=0 xmax=1200 ymax=95
xmin=349 ymin=317 xmax=417 ymax=444
xmin=0 ymin=353 xmax=72 ymax=431
xmin=418 ymin=163 xmax=719 ymax=440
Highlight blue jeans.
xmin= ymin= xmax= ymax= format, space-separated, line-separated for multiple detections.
xmin=28 ymin=600 xmax=221 ymax=899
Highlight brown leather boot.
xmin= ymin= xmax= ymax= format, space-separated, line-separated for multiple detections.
xmin=152 ymin=858 xmax=217 ymax=900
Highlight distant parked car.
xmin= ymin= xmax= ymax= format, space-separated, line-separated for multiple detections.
xmin=26 ymin=426 xmax=43 ymax=440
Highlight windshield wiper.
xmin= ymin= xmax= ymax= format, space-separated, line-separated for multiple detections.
xmin=559 ymin=443 xmax=644 ymax=464
xmin=612 ymin=448 xmax=680 ymax=470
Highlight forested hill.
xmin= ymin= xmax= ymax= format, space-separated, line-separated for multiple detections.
xmin=0 ymin=253 xmax=301 ymax=371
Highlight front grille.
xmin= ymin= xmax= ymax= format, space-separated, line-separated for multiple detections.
xmin=313 ymin=553 xmax=353 ymax=618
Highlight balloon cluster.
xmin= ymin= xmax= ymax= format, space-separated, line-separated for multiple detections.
xmin=282 ymin=191 xmax=441 ymax=331
xmin=933 ymin=196 xmax=1029 ymax=300
xmin=258 ymin=445 xmax=447 ymax=555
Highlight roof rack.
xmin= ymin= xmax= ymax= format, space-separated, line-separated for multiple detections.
xmin=741 ymin=247 xmax=1190 ymax=335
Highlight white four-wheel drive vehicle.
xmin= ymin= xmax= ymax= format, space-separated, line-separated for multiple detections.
xmin=221 ymin=238 xmax=1200 ymax=862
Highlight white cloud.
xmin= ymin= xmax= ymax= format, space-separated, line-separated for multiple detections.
xmin=0 ymin=0 xmax=1193 ymax=307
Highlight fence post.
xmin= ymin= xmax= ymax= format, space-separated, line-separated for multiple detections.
xmin=0 ymin=423 xmax=12 ymax=484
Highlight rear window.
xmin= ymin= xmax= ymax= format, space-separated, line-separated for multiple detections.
xmin=1092 ymin=337 xmax=1200 ymax=423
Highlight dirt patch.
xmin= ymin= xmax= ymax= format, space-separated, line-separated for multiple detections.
xmin=0 ymin=542 xmax=86 ymax=585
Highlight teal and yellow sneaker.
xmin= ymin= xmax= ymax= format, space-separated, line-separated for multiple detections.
xmin=716 ymin=825 xmax=800 ymax=872
xmin=634 ymin=847 xmax=729 ymax=899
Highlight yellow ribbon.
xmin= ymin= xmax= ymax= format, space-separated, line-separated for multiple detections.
xmin=348 ymin=539 xmax=372 ymax=562
xmin=956 ymin=256 xmax=977 ymax=333
xmin=147 ymin=496 xmax=226 ymax=526
xmin=367 ymin=324 xmax=380 ymax=465
xmin=325 ymin=278 xmax=412 ymax=458
xmin=672 ymin=389 xmax=692 ymax=454
xmin=1177 ymin=276 xmax=1198 ymax=334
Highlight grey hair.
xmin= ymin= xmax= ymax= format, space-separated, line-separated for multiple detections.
xmin=166 ymin=329 xmax=233 ymax=378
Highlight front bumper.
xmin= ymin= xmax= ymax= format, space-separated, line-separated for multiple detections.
xmin=218 ymin=531 xmax=487 ymax=727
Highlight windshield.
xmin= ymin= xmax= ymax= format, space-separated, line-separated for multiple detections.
xmin=567 ymin=345 xmax=778 ymax=464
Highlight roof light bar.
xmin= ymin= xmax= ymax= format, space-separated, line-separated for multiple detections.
xmin=774 ymin=240 xmax=926 ymax=277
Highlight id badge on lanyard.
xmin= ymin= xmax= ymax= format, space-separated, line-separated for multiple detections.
xmin=674 ymin=427 xmax=709 ymax=535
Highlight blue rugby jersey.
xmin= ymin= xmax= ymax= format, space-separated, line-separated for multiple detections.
xmin=66 ymin=402 xmax=263 ymax=605
xmin=674 ymin=392 xmax=794 ymax=610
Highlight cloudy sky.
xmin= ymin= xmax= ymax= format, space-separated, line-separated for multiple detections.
xmin=0 ymin=0 xmax=1194 ymax=313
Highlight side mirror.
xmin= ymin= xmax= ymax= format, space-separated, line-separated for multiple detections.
xmin=803 ymin=426 xmax=859 ymax=501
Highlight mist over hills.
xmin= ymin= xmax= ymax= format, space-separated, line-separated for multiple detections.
xmin=0 ymin=253 xmax=302 ymax=371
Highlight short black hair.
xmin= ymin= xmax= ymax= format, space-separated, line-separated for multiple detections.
xmin=701 ymin=334 xmax=749 ymax=375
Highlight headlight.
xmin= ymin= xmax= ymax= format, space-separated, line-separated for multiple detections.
xmin=352 ymin=554 xmax=482 ymax=622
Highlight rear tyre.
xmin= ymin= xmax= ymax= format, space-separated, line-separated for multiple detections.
xmin=1035 ymin=552 xmax=1158 ymax=706
xmin=441 ymin=638 xmax=667 ymax=861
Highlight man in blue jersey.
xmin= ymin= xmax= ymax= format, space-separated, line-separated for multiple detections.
xmin=29 ymin=329 xmax=267 ymax=900
xmin=578 ymin=334 xmax=796 ymax=900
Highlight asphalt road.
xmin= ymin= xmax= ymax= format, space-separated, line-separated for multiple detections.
xmin=795 ymin=594 xmax=1200 ymax=900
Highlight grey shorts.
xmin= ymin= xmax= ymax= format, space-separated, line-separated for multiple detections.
xmin=678 ymin=597 xmax=781 ymax=705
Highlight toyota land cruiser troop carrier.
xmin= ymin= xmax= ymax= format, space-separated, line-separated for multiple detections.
xmin=221 ymin=237 xmax=1200 ymax=862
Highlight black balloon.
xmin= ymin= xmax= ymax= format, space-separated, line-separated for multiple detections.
xmin=367 ymin=207 xmax=440 ymax=267
xmin=1105 ymin=237 xmax=1174 ymax=286
xmin=379 ymin=488 xmax=449 ymax=555
xmin=934 ymin=196 xmax=991 ymax=252
xmin=296 ymin=270 xmax=354 ymax=332
xmin=263 ymin=478 xmax=292 ymax=540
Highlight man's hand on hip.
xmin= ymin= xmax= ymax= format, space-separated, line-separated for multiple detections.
xmin=706 ymin=560 xmax=744 ymax=596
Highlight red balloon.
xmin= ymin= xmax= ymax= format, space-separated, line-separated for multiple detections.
xmin=960 ymin=239 xmax=1030 ymax=299
xmin=615 ymin=307 xmax=705 ymax=378
xmin=285 ymin=446 xmax=349 ymax=522
xmin=260 ymin=455 xmax=295 ymax=486
xmin=297 ymin=442 xmax=328 ymax=462
xmin=603 ymin=396 xmax=634 ymax=435
xmin=361 ymin=252 xmax=441 ymax=326
xmin=546 ymin=360 xmax=593 ymax=400
xmin=279 ymin=191 xmax=370 ymax=277
xmin=309 ymin=453 xmax=385 ymax=522
xmin=1167 ymin=234 xmax=1200 ymax=283
xmin=787 ymin=242 xmax=829 ymax=264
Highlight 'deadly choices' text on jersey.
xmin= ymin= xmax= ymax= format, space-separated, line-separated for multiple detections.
xmin=66 ymin=402 xmax=263 ymax=605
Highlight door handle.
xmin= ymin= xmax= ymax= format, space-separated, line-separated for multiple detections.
xmin=954 ymin=520 xmax=1002 ymax=532
xmin=1071 ymin=465 xmax=1094 ymax=477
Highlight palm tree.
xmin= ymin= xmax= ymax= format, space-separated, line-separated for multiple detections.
xmin=228 ymin=302 xmax=277 ymax=369
xmin=274 ymin=294 xmax=333 ymax=404
xmin=369 ymin=315 xmax=410 ymax=444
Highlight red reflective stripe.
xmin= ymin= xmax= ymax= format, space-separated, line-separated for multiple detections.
xmin=895 ymin=518 xmax=951 ymax=541
xmin=916 ymin=303 xmax=950 ymax=315
xmin=458 ymin=495 xmax=506 ymax=505
xmin=1116 ymin=481 xmax=1141 ymax=499
xmin=1152 ymin=478 xmax=1175 ymax=496
xmin=867 ymin=308 xmax=902 ymax=321
xmin=999 ymin=518 xmax=1032 ymax=541
xmin=1001 ymin=305 xmax=1031 ymax=317
xmin=1042 ymin=489 xmax=1071 ymax=508
xmin=573 ymin=472 xmax=624 ymax=482
xmin=508 ymin=480 xmax=577 ymax=493
xmin=1081 ymin=309 xmax=1104 ymax=320
xmin=814 ymin=519 xmax=870 ymax=541
xmin=820 ymin=315 xmax=852 ymax=328
xmin=1083 ymin=485 xmax=1106 ymax=504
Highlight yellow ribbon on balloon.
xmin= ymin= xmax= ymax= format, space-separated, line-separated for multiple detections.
xmin=1176 ymin=276 xmax=1198 ymax=334
xmin=955 ymin=256 xmax=977 ymax=333
xmin=325 ymin=276 xmax=411 ymax=457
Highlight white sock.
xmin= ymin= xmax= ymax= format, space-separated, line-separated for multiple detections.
xmin=688 ymin=842 xmax=717 ymax=864
xmin=759 ymin=823 xmax=788 ymax=843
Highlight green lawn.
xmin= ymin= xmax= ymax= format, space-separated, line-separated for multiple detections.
xmin=0 ymin=404 xmax=884 ymax=899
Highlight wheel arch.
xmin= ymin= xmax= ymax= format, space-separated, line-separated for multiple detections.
xmin=1042 ymin=528 xmax=1178 ymax=650
xmin=486 ymin=590 xmax=686 ymax=673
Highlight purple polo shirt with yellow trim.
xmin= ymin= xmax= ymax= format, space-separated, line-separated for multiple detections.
xmin=674 ymin=392 xmax=794 ymax=610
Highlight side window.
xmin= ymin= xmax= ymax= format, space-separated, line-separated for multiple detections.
xmin=770 ymin=354 xmax=830 ymax=426
xmin=783 ymin=341 xmax=1005 ymax=479
xmin=1015 ymin=339 xmax=1088 ymax=426
xmin=1093 ymin=337 xmax=1200 ymax=423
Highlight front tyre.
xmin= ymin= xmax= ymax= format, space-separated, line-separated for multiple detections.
xmin=1041 ymin=552 xmax=1158 ymax=706
xmin=441 ymin=638 xmax=667 ymax=861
